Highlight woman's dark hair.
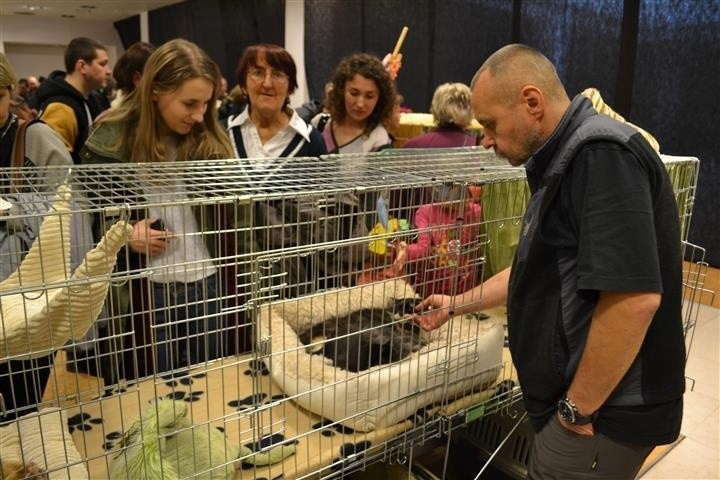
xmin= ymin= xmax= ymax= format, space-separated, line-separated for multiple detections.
xmin=113 ymin=41 xmax=156 ymax=94
xmin=235 ymin=43 xmax=298 ymax=97
xmin=325 ymin=53 xmax=396 ymax=134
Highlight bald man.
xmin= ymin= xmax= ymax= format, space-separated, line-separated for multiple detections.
xmin=26 ymin=75 xmax=39 ymax=90
xmin=416 ymin=44 xmax=684 ymax=479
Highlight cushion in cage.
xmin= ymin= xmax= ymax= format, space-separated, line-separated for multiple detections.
xmin=0 ymin=184 xmax=133 ymax=360
xmin=258 ymin=279 xmax=504 ymax=432
xmin=0 ymin=407 xmax=88 ymax=479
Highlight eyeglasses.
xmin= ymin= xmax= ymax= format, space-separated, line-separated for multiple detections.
xmin=248 ymin=67 xmax=289 ymax=84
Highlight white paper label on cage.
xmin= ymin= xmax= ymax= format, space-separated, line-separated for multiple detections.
xmin=0 ymin=197 xmax=12 ymax=211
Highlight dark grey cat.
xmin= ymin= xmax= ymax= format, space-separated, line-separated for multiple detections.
xmin=297 ymin=299 xmax=427 ymax=372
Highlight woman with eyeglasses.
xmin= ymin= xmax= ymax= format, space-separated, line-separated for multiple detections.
xmin=320 ymin=53 xmax=397 ymax=154
xmin=227 ymin=44 xmax=326 ymax=161
xmin=227 ymin=44 xmax=329 ymax=303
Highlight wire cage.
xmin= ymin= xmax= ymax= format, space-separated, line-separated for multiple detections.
xmin=662 ymin=156 xmax=710 ymax=362
xmin=0 ymin=150 xmax=703 ymax=480
xmin=0 ymin=149 xmax=521 ymax=479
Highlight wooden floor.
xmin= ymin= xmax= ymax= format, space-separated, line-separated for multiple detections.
xmin=638 ymin=435 xmax=686 ymax=477
xmin=696 ymin=262 xmax=719 ymax=308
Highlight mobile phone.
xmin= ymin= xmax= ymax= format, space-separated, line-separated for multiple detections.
xmin=150 ymin=219 xmax=165 ymax=231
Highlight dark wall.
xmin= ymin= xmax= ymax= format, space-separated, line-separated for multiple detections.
xmin=632 ymin=1 xmax=719 ymax=267
xmin=114 ymin=0 xmax=285 ymax=86
xmin=305 ymin=1 xmax=624 ymax=129
xmin=519 ymin=1 xmax=625 ymax=101
xmin=304 ymin=0 xmax=718 ymax=266
xmin=113 ymin=15 xmax=141 ymax=49
xmin=304 ymin=0 xmax=514 ymax=112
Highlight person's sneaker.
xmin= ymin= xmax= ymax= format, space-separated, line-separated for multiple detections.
xmin=65 ymin=349 xmax=100 ymax=377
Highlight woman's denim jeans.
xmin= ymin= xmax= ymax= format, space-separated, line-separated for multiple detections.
xmin=152 ymin=274 xmax=221 ymax=374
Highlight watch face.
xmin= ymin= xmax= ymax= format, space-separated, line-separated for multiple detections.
xmin=558 ymin=399 xmax=575 ymax=423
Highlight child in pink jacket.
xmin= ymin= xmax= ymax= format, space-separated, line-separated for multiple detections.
xmin=393 ymin=185 xmax=482 ymax=296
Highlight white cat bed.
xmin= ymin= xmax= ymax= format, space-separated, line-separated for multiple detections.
xmin=0 ymin=407 xmax=88 ymax=479
xmin=0 ymin=184 xmax=133 ymax=360
xmin=258 ymin=279 xmax=505 ymax=432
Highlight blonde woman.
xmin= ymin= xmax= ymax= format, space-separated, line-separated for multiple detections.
xmin=403 ymin=82 xmax=479 ymax=148
xmin=80 ymin=39 xmax=234 ymax=382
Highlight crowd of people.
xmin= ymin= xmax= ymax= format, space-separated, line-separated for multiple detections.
xmin=1 ymin=35 xmax=685 ymax=480
xmin=1 ymin=35 xmax=417 ymax=395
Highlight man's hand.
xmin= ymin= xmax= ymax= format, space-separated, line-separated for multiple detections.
xmin=412 ymin=267 xmax=510 ymax=331
xmin=414 ymin=294 xmax=453 ymax=331
xmin=557 ymin=412 xmax=595 ymax=436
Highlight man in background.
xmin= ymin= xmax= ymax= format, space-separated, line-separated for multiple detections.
xmin=25 ymin=75 xmax=39 ymax=105
xmin=17 ymin=77 xmax=30 ymax=101
xmin=35 ymin=36 xmax=111 ymax=163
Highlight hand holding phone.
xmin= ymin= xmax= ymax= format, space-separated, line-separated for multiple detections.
xmin=129 ymin=218 xmax=169 ymax=254
xmin=150 ymin=219 xmax=165 ymax=231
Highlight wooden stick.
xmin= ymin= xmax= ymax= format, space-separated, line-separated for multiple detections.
xmin=392 ymin=26 xmax=409 ymax=58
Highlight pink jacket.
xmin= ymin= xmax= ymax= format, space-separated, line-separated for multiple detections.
xmin=405 ymin=201 xmax=482 ymax=296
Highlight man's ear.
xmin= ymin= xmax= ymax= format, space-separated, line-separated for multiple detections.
xmin=132 ymin=71 xmax=142 ymax=87
xmin=521 ymin=85 xmax=543 ymax=118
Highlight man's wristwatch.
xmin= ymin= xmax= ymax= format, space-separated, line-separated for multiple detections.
xmin=557 ymin=397 xmax=597 ymax=425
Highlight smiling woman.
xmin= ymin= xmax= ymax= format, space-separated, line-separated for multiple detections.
xmin=81 ymin=38 xmax=231 ymax=165
xmin=76 ymin=38 xmax=235 ymax=383
xmin=155 ymin=76 xmax=213 ymax=136
xmin=226 ymin=43 xmax=326 ymax=161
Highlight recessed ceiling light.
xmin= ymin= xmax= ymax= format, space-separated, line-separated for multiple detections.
xmin=20 ymin=4 xmax=47 ymax=11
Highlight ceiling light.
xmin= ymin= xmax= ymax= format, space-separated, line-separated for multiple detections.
xmin=20 ymin=4 xmax=47 ymax=11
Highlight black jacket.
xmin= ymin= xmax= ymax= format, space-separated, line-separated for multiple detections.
xmin=509 ymin=95 xmax=684 ymax=444
xmin=35 ymin=78 xmax=101 ymax=163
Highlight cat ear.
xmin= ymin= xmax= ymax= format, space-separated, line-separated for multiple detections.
xmin=370 ymin=329 xmax=391 ymax=345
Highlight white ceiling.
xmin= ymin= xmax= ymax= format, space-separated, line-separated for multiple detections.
xmin=0 ymin=0 xmax=186 ymax=22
